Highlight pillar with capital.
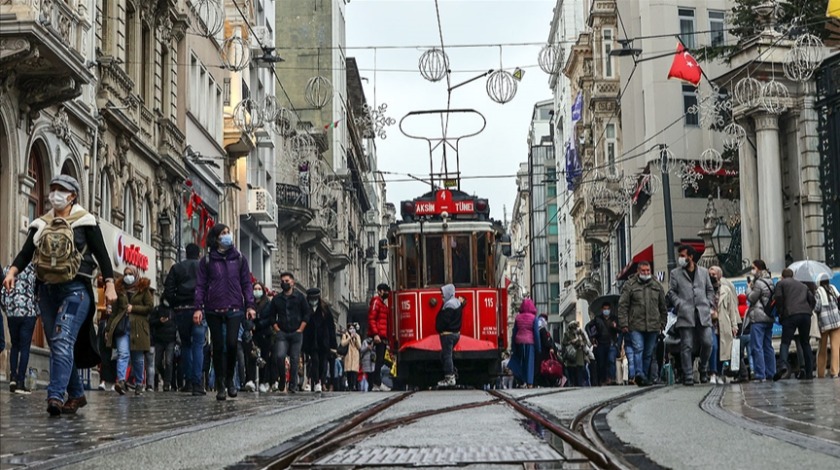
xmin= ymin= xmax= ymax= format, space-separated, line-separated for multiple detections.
xmin=753 ymin=112 xmax=785 ymax=273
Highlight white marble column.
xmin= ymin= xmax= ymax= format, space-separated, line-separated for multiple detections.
xmin=754 ymin=112 xmax=785 ymax=273
xmin=739 ymin=118 xmax=760 ymax=264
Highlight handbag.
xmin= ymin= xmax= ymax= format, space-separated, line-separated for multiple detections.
xmin=563 ymin=344 xmax=577 ymax=363
xmin=112 ymin=314 xmax=129 ymax=337
xmin=540 ymin=351 xmax=563 ymax=380
xmin=729 ymin=337 xmax=740 ymax=372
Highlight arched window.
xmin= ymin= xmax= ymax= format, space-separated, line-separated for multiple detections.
xmin=124 ymin=186 xmax=135 ymax=232
xmin=60 ymin=159 xmax=77 ymax=179
xmin=100 ymin=173 xmax=112 ymax=221
xmin=27 ymin=144 xmax=46 ymax=221
xmin=142 ymin=199 xmax=151 ymax=244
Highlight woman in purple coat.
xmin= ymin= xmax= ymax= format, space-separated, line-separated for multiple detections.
xmin=507 ymin=299 xmax=542 ymax=387
xmin=193 ymin=224 xmax=256 ymax=400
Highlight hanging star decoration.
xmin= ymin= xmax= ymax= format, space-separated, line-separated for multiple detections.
xmin=355 ymin=103 xmax=396 ymax=139
xmin=688 ymin=85 xmax=732 ymax=130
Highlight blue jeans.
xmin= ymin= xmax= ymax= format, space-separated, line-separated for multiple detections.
xmin=273 ymin=330 xmax=303 ymax=390
xmin=440 ymin=333 xmax=460 ymax=375
xmin=115 ymin=323 xmax=144 ymax=385
xmin=750 ymin=322 xmax=776 ymax=380
xmin=709 ymin=331 xmax=720 ymax=375
xmin=7 ymin=316 xmax=37 ymax=384
xmin=175 ymin=310 xmax=206 ymax=386
xmin=629 ymin=331 xmax=659 ymax=381
xmin=622 ymin=333 xmax=635 ymax=378
xmin=38 ymin=281 xmax=91 ymax=401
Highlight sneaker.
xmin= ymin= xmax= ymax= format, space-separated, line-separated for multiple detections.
xmin=9 ymin=381 xmax=16 ymax=393
xmin=371 ymin=385 xmax=381 ymax=392
xmin=244 ymin=381 xmax=256 ymax=392
xmin=380 ymin=384 xmax=391 ymax=391
xmin=216 ymin=388 xmax=226 ymax=401
xmin=634 ymin=375 xmax=647 ymax=387
xmin=98 ymin=382 xmax=106 ymax=391
xmin=135 ymin=385 xmax=143 ymax=396
xmin=436 ymin=375 xmax=456 ymax=387
xmin=61 ymin=395 xmax=87 ymax=414
xmin=303 ymin=382 xmax=311 ymax=392
xmin=699 ymin=373 xmax=710 ymax=384
xmin=314 ymin=383 xmax=322 ymax=393
xmin=46 ymin=398 xmax=63 ymax=417
xmin=192 ymin=383 xmax=207 ymax=396
xmin=163 ymin=384 xmax=171 ymax=392
xmin=145 ymin=385 xmax=154 ymax=392
xmin=683 ymin=378 xmax=695 ymax=386
xmin=227 ymin=385 xmax=238 ymax=398
xmin=14 ymin=385 xmax=32 ymax=395
xmin=259 ymin=383 xmax=269 ymax=393
xmin=115 ymin=381 xmax=127 ymax=396
xmin=709 ymin=375 xmax=718 ymax=385
xmin=271 ymin=383 xmax=279 ymax=393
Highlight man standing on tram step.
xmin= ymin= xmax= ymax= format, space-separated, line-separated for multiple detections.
xmin=193 ymin=225 xmax=256 ymax=401
xmin=3 ymin=175 xmax=117 ymax=416
xmin=436 ymin=284 xmax=465 ymax=387
xmin=617 ymin=260 xmax=667 ymax=387
xmin=368 ymin=283 xmax=391 ymax=391
xmin=262 ymin=272 xmax=308 ymax=393
xmin=164 ymin=243 xmax=207 ymax=396
xmin=773 ymin=268 xmax=816 ymax=381
xmin=667 ymin=245 xmax=715 ymax=386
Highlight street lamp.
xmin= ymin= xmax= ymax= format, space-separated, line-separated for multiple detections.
xmin=711 ymin=219 xmax=732 ymax=262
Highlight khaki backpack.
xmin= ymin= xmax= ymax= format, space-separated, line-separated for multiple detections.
xmin=35 ymin=212 xmax=85 ymax=284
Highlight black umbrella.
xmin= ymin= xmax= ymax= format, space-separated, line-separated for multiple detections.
xmin=589 ymin=294 xmax=620 ymax=316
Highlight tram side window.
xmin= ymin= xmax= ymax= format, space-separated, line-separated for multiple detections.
xmin=425 ymin=236 xmax=445 ymax=286
xmin=451 ymin=235 xmax=472 ymax=286
xmin=404 ymin=235 xmax=419 ymax=288
xmin=476 ymin=233 xmax=489 ymax=286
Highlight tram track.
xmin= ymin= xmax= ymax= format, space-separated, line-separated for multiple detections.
xmin=239 ymin=387 xmax=660 ymax=469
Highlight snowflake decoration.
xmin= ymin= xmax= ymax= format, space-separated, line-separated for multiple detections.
xmin=677 ymin=162 xmax=703 ymax=191
xmin=687 ymin=86 xmax=732 ymax=130
xmin=355 ymin=103 xmax=397 ymax=139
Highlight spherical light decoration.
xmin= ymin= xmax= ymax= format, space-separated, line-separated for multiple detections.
xmin=304 ymin=76 xmax=332 ymax=109
xmin=418 ymin=48 xmax=449 ymax=82
xmin=261 ymin=96 xmax=281 ymax=123
xmin=232 ymin=99 xmax=264 ymax=134
xmin=193 ymin=0 xmax=224 ymax=38
xmin=486 ymin=70 xmax=518 ymax=104
xmin=793 ymin=33 xmax=825 ymax=72
xmin=620 ymin=174 xmax=638 ymax=196
xmin=700 ymin=148 xmax=723 ymax=174
xmin=272 ymin=106 xmax=292 ymax=136
xmin=734 ymin=77 xmax=762 ymax=107
xmin=538 ymin=44 xmax=564 ymax=75
xmin=760 ymin=80 xmax=789 ymax=114
xmin=221 ymin=36 xmax=251 ymax=71
xmin=641 ymin=173 xmax=661 ymax=196
xmin=653 ymin=145 xmax=679 ymax=175
xmin=722 ymin=122 xmax=747 ymax=150
xmin=290 ymin=133 xmax=315 ymax=162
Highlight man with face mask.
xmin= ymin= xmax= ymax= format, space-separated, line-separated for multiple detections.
xmin=667 ymin=245 xmax=715 ymax=386
xmin=618 ymin=260 xmax=667 ymax=386
xmin=302 ymin=288 xmax=337 ymax=392
xmin=368 ymin=283 xmax=391 ymax=391
xmin=261 ymin=272 xmax=309 ymax=392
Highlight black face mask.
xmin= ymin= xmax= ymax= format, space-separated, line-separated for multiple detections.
xmin=380 ymin=292 xmax=389 ymax=300
xmin=281 ymin=282 xmax=292 ymax=292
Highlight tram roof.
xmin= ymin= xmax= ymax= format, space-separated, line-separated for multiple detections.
xmin=390 ymin=220 xmax=498 ymax=235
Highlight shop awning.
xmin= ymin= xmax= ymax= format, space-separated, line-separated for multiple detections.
xmin=618 ymin=244 xmax=654 ymax=280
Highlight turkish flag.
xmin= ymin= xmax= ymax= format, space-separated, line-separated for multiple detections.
xmin=667 ymin=43 xmax=702 ymax=86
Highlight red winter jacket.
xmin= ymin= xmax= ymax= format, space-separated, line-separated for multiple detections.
xmin=368 ymin=295 xmax=390 ymax=337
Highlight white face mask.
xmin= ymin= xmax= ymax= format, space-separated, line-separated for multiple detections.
xmin=639 ymin=274 xmax=652 ymax=282
xmin=124 ymin=275 xmax=136 ymax=286
xmin=49 ymin=190 xmax=72 ymax=210
xmin=678 ymin=257 xmax=688 ymax=268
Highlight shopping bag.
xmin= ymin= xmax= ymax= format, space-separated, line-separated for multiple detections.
xmin=730 ymin=337 xmax=740 ymax=372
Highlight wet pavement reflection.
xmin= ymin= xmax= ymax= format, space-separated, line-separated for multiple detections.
xmin=0 ymin=388 xmax=324 ymax=468
xmin=720 ymin=379 xmax=840 ymax=444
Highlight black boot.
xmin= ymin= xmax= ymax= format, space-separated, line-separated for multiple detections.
xmin=215 ymin=378 xmax=226 ymax=401
xmin=773 ymin=345 xmax=791 ymax=381
xmin=192 ymin=381 xmax=206 ymax=396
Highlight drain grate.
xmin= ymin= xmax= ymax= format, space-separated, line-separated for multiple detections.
xmin=316 ymin=444 xmax=563 ymax=466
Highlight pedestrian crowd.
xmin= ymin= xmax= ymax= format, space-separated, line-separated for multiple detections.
xmin=0 ymin=176 xmax=396 ymax=416
xmin=499 ymin=245 xmax=840 ymax=389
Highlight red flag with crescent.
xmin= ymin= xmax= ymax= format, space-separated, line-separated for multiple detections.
xmin=667 ymin=43 xmax=702 ymax=86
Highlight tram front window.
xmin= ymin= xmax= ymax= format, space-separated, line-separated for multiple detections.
xmin=425 ymin=236 xmax=445 ymax=286
xmin=451 ymin=236 xmax=472 ymax=285
xmin=404 ymin=235 xmax=419 ymax=288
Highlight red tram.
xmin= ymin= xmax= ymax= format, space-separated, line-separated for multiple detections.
xmin=385 ymin=188 xmax=509 ymax=388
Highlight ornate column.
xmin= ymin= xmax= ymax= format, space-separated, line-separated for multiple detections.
xmin=754 ymin=112 xmax=785 ymax=273
xmin=738 ymin=118 xmax=760 ymax=263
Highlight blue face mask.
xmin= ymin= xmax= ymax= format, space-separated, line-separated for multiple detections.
xmin=602 ymin=309 xmax=611 ymax=316
xmin=219 ymin=233 xmax=233 ymax=249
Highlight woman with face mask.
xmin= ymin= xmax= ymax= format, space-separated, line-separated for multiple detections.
xmin=302 ymin=288 xmax=337 ymax=392
xmin=814 ymin=273 xmax=840 ymax=378
xmin=341 ymin=323 xmax=363 ymax=391
xmin=746 ymin=259 xmax=776 ymax=382
xmin=4 ymin=175 xmax=117 ymax=416
xmin=106 ymin=267 xmax=153 ymax=395
xmin=193 ymin=224 xmax=257 ymax=400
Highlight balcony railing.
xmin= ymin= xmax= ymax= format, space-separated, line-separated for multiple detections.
xmin=276 ymin=183 xmax=310 ymax=209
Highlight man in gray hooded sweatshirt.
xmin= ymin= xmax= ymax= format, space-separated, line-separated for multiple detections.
xmin=436 ymin=284 xmax=465 ymax=387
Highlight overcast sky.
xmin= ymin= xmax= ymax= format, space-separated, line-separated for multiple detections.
xmin=346 ymin=0 xmax=557 ymax=222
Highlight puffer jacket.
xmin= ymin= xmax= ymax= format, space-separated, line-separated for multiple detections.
xmin=747 ymin=271 xmax=775 ymax=324
xmin=368 ymin=295 xmax=390 ymax=337
xmin=617 ymin=274 xmax=667 ymax=332
xmin=341 ymin=331 xmax=362 ymax=372
xmin=194 ymin=248 xmax=255 ymax=312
